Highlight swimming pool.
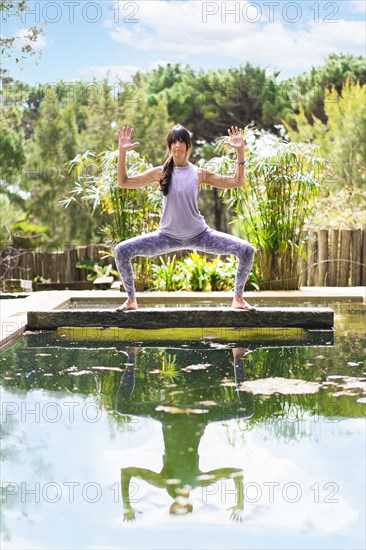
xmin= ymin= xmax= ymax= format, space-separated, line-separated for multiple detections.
xmin=1 ymin=303 xmax=365 ymax=549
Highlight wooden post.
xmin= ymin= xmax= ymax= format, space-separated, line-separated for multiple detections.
xmin=361 ymin=226 xmax=366 ymax=286
xmin=76 ymin=246 xmax=88 ymax=281
xmin=25 ymin=250 xmax=32 ymax=281
xmin=318 ymin=229 xmax=329 ymax=286
xmin=307 ymin=232 xmax=318 ymax=286
xmin=87 ymin=244 xmax=98 ymax=262
xmin=12 ymin=249 xmax=20 ymax=279
xmin=18 ymin=250 xmax=25 ymax=280
xmin=56 ymin=251 xmax=64 ymax=283
xmin=328 ymin=229 xmax=339 ymax=286
xmin=69 ymin=247 xmax=79 ymax=281
xmin=298 ymin=253 xmax=307 ymax=287
xmin=57 ymin=252 xmax=62 ymax=283
xmin=34 ymin=250 xmax=43 ymax=277
xmin=49 ymin=252 xmax=57 ymax=283
xmin=64 ymin=249 xmax=72 ymax=283
xmin=30 ymin=251 xmax=35 ymax=281
xmin=42 ymin=252 xmax=50 ymax=281
xmin=351 ymin=229 xmax=362 ymax=286
xmin=339 ymin=229 xmax=352 ymax=286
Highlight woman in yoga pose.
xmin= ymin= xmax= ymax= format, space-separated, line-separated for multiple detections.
xmin=114 ymin=124 xmax=256 ymax=312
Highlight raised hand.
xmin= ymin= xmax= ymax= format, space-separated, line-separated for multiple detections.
xmin=224 ymin=126 xmax=244 ymax=150
xmin=118 ymin=126 xmax=140 ymax=150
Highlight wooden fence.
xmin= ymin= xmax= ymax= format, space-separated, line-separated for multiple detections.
xmin=299 ymin=228 xmax=366 ymax=287
xmin=1 ymin=228 xmax=366 ymax=287
xmin=0 ymin=244 xmax=111 ymax=284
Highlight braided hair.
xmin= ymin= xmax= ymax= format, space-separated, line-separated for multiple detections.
xmin=159 ymin=124 xmax=192 ymax=196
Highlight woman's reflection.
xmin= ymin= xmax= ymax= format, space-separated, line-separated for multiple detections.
xmin=115 ymin=347 xmax=254 ymax=521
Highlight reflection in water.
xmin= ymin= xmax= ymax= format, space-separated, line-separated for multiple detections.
xmin=0 ymin=309 xmax=365 ymax=549
xmin=116 ymin=348 xmax=253 ymax=521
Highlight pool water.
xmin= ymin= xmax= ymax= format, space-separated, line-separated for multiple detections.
xmin=1 ymin=303 xmax=365 ymax=550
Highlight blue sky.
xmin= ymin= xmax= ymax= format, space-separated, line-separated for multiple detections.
xmin=2 ymin=0 xmax=365 ymax=85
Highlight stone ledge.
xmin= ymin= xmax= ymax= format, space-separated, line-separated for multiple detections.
xmin=27 ymin=306 xmax=334 ymax=330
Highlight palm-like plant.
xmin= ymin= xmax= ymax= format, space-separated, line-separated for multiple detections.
xmin=61 ymin=149 xmax=162 ymax=248
xmin=182 ymin=250 xmax=209 ymax=291
xmin=151 ymin=255 xmax=186 ymax=291
xmin=211 ymin=128 xmax=326 ymax=287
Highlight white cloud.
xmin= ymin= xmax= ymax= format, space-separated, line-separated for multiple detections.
xmin=79 ymin=60 xmax=171 ymax=82
xmin=148 ymin=59 xmax=171 ymax=70
xmin=107 ymin=1 xmax=365 ymax=76
xmin=349 ymin=0 xmax=366 ymax=13
xmin=79 ymin=64 xmax=142 ymax=82
xmin=202 ymin=424 xmax=359 ymax=534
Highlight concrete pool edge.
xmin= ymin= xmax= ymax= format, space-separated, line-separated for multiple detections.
xmin=1 ymin=287 xmax=365 ymax=349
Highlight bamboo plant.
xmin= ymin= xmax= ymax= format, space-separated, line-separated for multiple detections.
xmin=61 ymin=149 xmax=162 ymax=247
xmin=209 ymin=129 xmax=326 ymax=288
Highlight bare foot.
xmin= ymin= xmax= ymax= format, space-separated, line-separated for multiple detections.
xmin=116 ymin=298 xmax=138 ymax=312
xmin=231 ymin=296 xmax=256 ymax=310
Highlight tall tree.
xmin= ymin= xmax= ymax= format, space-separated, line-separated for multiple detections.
xmin=0 ymin=103 xmax=25 ymax=181
xmin=24 ymin=88 xmax=81 ymax=240
xmin=289 ymin=53 xmax=366 ymax=124
xmin=285 ymin=78 xmax=366 ymax=192
xmin=79 ymin=80 xmax=119 ymax=152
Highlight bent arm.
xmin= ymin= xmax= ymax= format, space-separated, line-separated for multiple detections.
xmin=200 ymin=467 xmax=244 ymax=519
xmin=198 ymin=147 xmax=245 ymax=189
xmin=117 ymin=149 xmax=162 ymax=189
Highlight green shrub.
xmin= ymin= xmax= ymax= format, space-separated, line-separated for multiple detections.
xmin=151 ymin=255 xmax=186 ymax=291
xmin=149 ymin=252 xmax=259 ymax=292
xmin=76 ymin=260 xmax=118 ymax=281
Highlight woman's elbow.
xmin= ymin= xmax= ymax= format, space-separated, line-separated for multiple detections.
xmin=117 ymin=177 xmax=129 ymax=188
xmin=231 ymin=178 xmax=245 ymax=189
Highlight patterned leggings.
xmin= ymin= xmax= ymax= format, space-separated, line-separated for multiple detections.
xmin=114 ymin=227 xmax=255 ymax=298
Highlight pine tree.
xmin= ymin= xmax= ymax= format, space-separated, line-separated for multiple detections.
xmin=25 ymin=88 xmax=80 ymax=240
xmin=285 ymin=78 xmax=366 ymax=192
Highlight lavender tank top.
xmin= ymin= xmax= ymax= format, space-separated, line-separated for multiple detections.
xmin=159 ymin=163 xmax=208 ymax=239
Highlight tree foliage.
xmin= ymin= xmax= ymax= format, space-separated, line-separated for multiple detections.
xmin=0 ymin=108 xmax=25 ymax=180
xmin=0 ymin=1 xmax=44 ymax=78
xmin=1 ymin=53 xmax=364 ymax=247
xmin=285 ymin=78 xmax=366 ymax=192
xmin=287 ymin=53 xmax=366 ymax=123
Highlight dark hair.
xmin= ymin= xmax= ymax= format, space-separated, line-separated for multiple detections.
xmin=159 ymin=124 xmax=192 ymax=196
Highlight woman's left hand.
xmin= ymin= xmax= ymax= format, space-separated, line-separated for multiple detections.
xmin=225 ymin=126 xmax=244 ymax=150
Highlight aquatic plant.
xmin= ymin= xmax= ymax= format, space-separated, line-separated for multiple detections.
xmin=149 ymin=252 xmax=259 ymax=292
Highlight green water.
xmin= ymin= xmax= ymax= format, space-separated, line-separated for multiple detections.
xmin=1 ymin=303 xmax=365 ymax=549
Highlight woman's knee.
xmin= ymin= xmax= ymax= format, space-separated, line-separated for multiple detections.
xmin=114 ymin=241 xmax=122 ymax=258
xmin=114 ymin=241 xmax=132 ymax=261
xmin=240 ymin=242 xmax=256 ymax=261
xmin=248 ymin=243 xmax=256 ymax=257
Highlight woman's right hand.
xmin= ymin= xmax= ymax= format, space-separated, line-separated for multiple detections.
xmin=118 ymin=126 xmax=140 ymax=150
